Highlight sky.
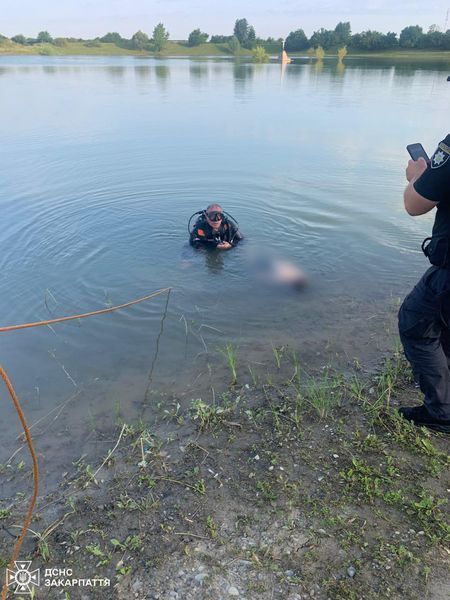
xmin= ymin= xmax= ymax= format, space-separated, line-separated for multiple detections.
xmin=2 ymin=0 xmax=450 ymax=40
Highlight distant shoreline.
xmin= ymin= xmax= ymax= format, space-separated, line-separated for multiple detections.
xmin=1 ymin=39 xmax=450 ymax=61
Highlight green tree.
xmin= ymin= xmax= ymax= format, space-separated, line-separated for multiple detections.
xmin=233 ymin=18 xmax=257 ymax=48
xmin=210 ymin=35 xmax=232 ymax=43
xmin=53 ymin=37 xmax=68 ymax=47
xmin=234 ymin=18 xmax=249 ymax=46
xmin=350 ymin=30 xmax=398 ymax=51
xmin=399 ymin=25 xmax=423 ymax=48
xmin=188 ymin=28 xmax=209 ymax=47
xmin=421 ymin=26 xmax=445 ymax=49
xmin=309 ymin=28 xmax=337 ymax=49
xmin=247 ymin=26 xmax=256 ymax=49
xmin=228 ymin=35 xmax=240 ymax=55
xmin=11 ymin=34 xmax=27 ymax=45
xmin=131 ymin=30 xmax=149 ymax=50
xmin=37 ymin=31 xmax=53 ymax=43
xmin=152 ymin=22 xmax=169 ymax=52
xmin=253 ymin=45 xmax=269 ymax=62
xmin=334 ymin=22 xmax=351 ymax=46
xmin=100 ymin=32 xmax=123 ymax=45
xmin=285 ymin=29 xmax=308 ymax=51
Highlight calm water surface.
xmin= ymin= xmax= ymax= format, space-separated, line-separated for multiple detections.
xmin=0 ymin=56 xmax=448 ymax=486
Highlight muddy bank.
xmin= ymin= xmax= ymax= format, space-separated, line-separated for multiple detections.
xmin=0 ymin=350 xmax=449 ymax=599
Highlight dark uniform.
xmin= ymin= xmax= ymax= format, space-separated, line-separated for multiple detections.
xmin=398 ymin=134 xmax=450 ymax=428
xmin=189 ymin=215 xmax=242 ymax=248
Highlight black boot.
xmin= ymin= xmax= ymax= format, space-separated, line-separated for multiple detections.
xmin=398 ymin=405 xmax=450 ymax=433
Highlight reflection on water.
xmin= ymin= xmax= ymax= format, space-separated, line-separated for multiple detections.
xmin=155 ymin=65 xmax=169 ymax=79
xmin=203 ymin=248 xmax=225 ymax=274
xmin=0 ymin=54 xmax=448 ymax=492
xmin=134 ymin=65 xmax=151 ymax=80
xmin=190 ymin=64 xmax=209 ymax=79
xmin=107 ymin=65 xmax=126 ymax=80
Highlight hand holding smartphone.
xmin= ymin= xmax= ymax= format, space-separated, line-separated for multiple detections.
xmin=407 ymin=143 xmax=430 ymax=163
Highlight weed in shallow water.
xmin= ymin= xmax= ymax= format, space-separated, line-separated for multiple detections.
xmin=247 ymin=364 xmax=258 ymax=386
xmin=219 ymin=343 xmax=238 ymax=385
xmin=271 ymin=344 xmax=285 ymax=369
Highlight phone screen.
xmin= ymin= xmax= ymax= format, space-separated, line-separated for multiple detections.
xmin=407 ymin=143 xmax=430 ymax=162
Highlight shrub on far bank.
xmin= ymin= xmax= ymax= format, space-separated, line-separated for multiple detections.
xmin=253 ymin=45 xmax=269 ymax=62
xmin=228 ymin=35 xmax=240 ymax=55
xmin=53 ymin=37 xmax=68 ymax=47
xmin=315 ymin=46 xmax=325 ymax=59
xmin=11 ymin=34 xmax=27 ymax=45
xmin=188 ymin=28 xmax=209 ymax=47
xmin=338 ymin=46 xmax=347 ymax=60
xmin=39 ymin=45 xmax=55 ymax=55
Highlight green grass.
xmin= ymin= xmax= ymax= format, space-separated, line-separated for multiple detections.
xmin=0 ymin=39 xmax=252 ymax=57
xmin=2 ymin=38 xmax=448 ymax=60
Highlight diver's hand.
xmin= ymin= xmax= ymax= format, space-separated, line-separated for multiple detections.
xmin=217 ymin=242 xmax=232 ymax=250
xmin=406 ymin=157 xmax=427 ymax=183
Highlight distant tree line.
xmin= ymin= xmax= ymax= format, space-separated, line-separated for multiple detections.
xmin=3 ymin=20 xmax=450 ymax=53
xmin=2 ymin=23 xmax=172 ymax=52
xmin=284 ymin=22 xmax=450 ymax=52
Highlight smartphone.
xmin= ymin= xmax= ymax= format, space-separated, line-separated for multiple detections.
xmin=407 ymin=143 xmax=430 ymax=163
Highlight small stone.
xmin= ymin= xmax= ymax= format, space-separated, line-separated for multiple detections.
xmin=228 ymin=586 xmax=240 ymax=596
xmin=285 ymin=570 xmax=294 ymax=577
xmin=347 ymin=566 xmax=356 ymax=578
xmin=132 ymin=580 xmax=144 ymax=593
xmin=417 ymin=531 xmax=425 ymax=536
xmin=194 ymin=573 xmax=207 ymax=584
xmin=254 ymin=454 xmax=260 ymax=461
xmin=317 ymin=529 xmax=326 ymax=535
xmin=332 ymin=454 xmax=339 ymax=459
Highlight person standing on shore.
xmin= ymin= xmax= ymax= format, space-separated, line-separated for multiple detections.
xmin=398 ymin=133 xmax=450 ymax=433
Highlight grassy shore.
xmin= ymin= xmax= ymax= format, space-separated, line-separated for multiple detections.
xmin=1 ymin=38 xmax=450 ymax=61
xmin=0 ymin=345 xmax=448 ymax=599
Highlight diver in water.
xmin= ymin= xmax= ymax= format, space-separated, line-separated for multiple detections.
xmin=189 ymin=203 xmax=242 ymax=250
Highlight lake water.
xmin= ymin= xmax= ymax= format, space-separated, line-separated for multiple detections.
xmin=0 ymin=55 xmax=449 ymax=487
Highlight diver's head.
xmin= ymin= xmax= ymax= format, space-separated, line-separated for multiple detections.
xmin=205 ymin=203 xmax=223 ymax=231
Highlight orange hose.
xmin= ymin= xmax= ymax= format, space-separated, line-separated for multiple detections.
xmin=0 ymin=366 xmax=39 ymax=600
xmin=0 ymin=288 xmax=171 ymax=332
xmin=0 ymin=287 xmax=171 ymax=599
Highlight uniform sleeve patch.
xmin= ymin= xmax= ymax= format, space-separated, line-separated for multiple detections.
xmin=431 ymin=143 xmax=450 ymax=169
xmin=197 ymin=229 xmax=205 ymax=236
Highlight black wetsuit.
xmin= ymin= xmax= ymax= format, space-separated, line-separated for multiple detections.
xmin=398 ymin=134 xmax=450 ymax=420
xmin=189 ymin=215 xmax=242 ymax=248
